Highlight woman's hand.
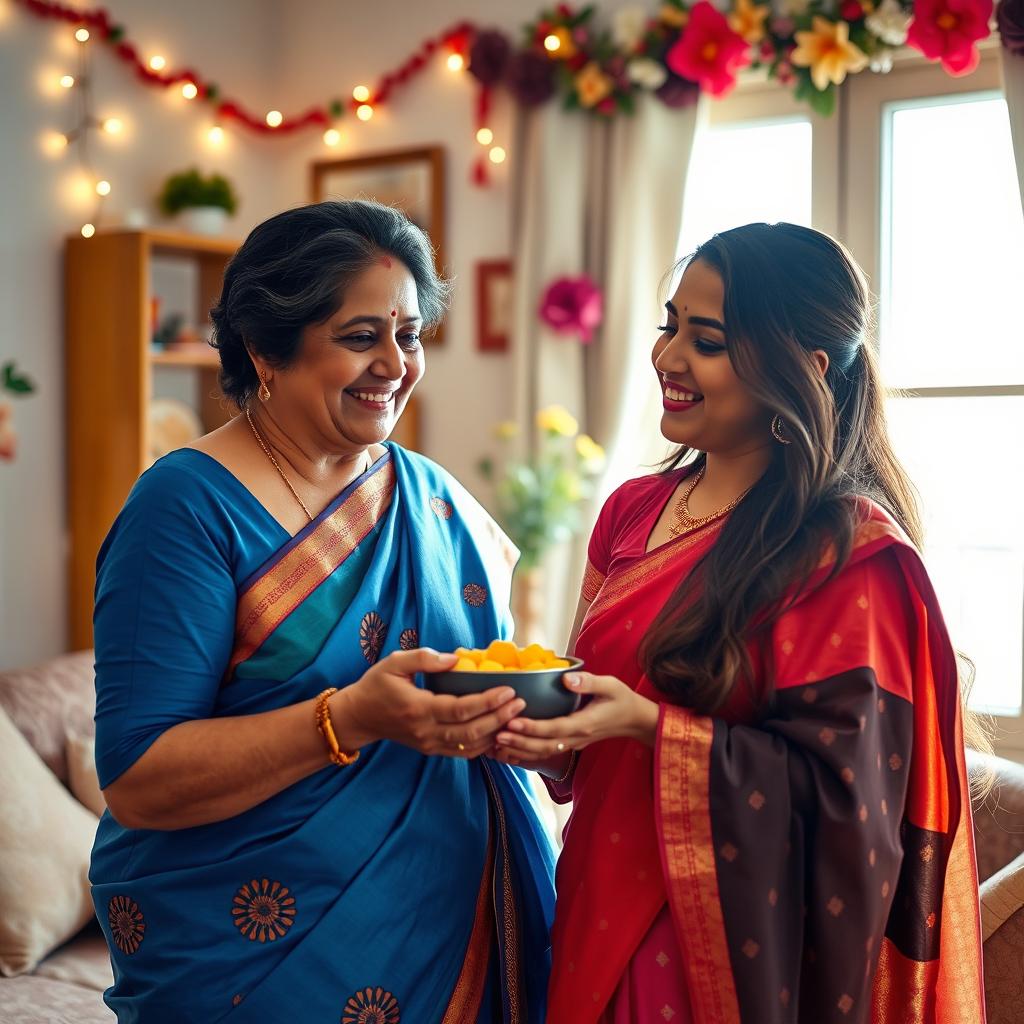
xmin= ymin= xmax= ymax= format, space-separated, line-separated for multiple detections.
xmin=335 ymin=648 xmax=526 ymax=759
xmin=491 ymin=671 xmax=660 ymax=766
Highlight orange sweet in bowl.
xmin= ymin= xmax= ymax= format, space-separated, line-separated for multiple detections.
xmin=427 ymin=640 xmax=583 ymax=719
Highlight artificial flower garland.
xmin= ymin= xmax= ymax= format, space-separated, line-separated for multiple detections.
xmin=13 ymin=0 xmax=1023 ymax=128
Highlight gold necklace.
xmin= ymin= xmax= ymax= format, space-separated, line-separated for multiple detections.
xmin=245 ymin=407 xmax=314 ymax=523
xmin=668 ymin=465 xmax=747 ymax=537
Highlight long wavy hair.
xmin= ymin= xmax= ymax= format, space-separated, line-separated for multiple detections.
xmin=640 ymin=223 xmax=924 ymax=715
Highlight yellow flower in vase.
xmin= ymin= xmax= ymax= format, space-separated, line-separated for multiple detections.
xmin=729 ymin=0 xmax=772 ymax=43
xmin=791 ymin=16 xmax=868 ymax=90
xmin=575 ymin=61 xmax=615 ymax=108
xmin=536 ymin=405 xmax=579 ymax=437
xmin=575 ymin=433 xmax=606 ymax=468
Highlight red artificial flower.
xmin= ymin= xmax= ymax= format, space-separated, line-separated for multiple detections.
xmin=841 ymin=0 xmax=866 ymax=20
xmin=666 ymin=1 xmax=752 ymax=97
xmin=906 ymin=0 xmax=993 ymax=75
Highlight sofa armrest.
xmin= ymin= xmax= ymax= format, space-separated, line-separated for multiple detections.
xmin=981 ymin=849 xmax=1024 ymax=942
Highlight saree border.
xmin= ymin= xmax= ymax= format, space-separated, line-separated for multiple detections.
xmin=441 ymin=816 xmax=496 ymax=1024
xmin=229 ymin=460 xmax=396 ymax=673
xmin=481 ymin=761 xmax=524 ymax=1024
xmin=656 ymin=704 xmax=741 ymax=1024
xmin=583 ymin=519 xmax=722 ymax=630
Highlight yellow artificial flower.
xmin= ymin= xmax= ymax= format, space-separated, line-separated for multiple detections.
xmin=575 ymin=62 xmax=615 ymax=108
xmin=547 ymin=26 xmax=579 ymax=60
xmin=791 ymin=16 xmax=868 ymax=91
xmin=728 ymin=0 xmax=771 ymax=44
xmin=575 ymin=434 xmax=606 ymax=465
xmin=493 ymin=421 xmax=520 ymax=440
xmin=536 ymin=405 xmax=579 ymax=437
xmin=660 ymin=3 xmax=689 ymax=28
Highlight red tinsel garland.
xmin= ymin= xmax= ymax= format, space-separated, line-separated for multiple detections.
xmin=15 ymin=0 xmax=478 ymax=135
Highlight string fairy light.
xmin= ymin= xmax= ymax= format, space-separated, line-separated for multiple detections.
xmin=50 ymin=22 xmax=113 ymax=235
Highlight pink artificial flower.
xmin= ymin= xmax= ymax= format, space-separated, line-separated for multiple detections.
xmin=539 ymin=275 xmax=604 ymax=343
xmin=666 ymin=0 xmax=752 ymax=97
xmin=906 ymin=0 xmax=993 ymax=75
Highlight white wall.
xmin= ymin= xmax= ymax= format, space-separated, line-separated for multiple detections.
xmin=0 ymin=0 xmax=636 ymax=668
xmin=1 ymin=0 xmax=300 ymax=668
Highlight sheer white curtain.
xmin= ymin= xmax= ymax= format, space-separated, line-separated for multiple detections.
xmin=1002 ymin=46 xmax=1024 ymax=214
xmin=509 ymin=96 xmax=705 ymax=646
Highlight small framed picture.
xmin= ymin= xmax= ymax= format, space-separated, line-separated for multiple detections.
xmin=311 ymin=146 xmax=446 ymax=343
xmin=476 ymin=260 xmax=512 ymax=352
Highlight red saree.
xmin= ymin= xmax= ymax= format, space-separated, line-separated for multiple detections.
xmin=547 ymin=472 xmax=985 ymax=1024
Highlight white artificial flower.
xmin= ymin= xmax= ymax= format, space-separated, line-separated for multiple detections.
xmin=866 ymin=0 xmax=911 ymax=47
xmin=628 ymin=57 xmax=669 ymax=90
xmin=613 ymin=6 xmax=648 ymax=50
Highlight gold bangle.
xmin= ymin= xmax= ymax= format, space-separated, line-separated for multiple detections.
xmin=551 ymin=749 xmax=578 ymax=786
xmin=314 ymin=688 xmax=361 ymax=767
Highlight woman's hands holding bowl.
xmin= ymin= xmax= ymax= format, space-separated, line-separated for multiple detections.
xmin=490 ymin=671 xmax=661 ymax=768
xmin=335 ymin=648 xmax=525 ymax=759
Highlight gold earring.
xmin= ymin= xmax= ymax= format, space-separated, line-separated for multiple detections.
xmin=258 ymin=374 xmax=271 ymax=402
xmin=771 ymin=415 xmax=791 ymax=445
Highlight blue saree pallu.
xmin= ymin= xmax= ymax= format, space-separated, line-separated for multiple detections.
xmin=90 ymin=444 xmax=556 ymax=1023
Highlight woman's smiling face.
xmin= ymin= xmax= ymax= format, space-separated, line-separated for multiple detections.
xmin=652 ymin=258 xmax=771 ymax=455
xmin=270 ymin=258 xmax=424 ymax=450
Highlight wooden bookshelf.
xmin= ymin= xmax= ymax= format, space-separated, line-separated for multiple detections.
xmin=64 ymin=229 xmax=239 ymax=649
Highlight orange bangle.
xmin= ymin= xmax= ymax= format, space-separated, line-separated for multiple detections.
xmin=314 ymin=688 xmax=361 ymax=767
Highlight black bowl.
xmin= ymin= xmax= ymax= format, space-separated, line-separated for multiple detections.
xmin=426 ymin=657 xmax=584 ymax=719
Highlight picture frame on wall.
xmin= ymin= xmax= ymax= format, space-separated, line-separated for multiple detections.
xmin=476 ymin=259 xmax=512 ymax=352
xmin=311 ymin=146 xmax=446 ymax=344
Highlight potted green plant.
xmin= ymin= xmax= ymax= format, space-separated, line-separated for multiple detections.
xmin=157 ymin=168 xmax=238 ymax=236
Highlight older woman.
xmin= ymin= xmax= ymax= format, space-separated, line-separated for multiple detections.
xmin=89 ymin=200 xmax=555 ymax=1023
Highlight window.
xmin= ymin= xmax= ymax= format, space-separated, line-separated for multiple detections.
xmin=878 ymin=90 xmax=1024 ymax=717
xmin=678 ymin=118 xmax=813 ymax=258
xmin=661 ymin=52 xmax=1024 ymax=746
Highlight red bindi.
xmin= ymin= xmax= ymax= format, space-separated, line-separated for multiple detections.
xmin=390 ymin=309 xmax=398 ymax=317
xmin=380 ymin=256 xmax=393 ymax=269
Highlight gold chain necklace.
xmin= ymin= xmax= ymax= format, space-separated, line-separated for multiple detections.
xmin=245 ymin=407 xmax=314 ymax=523
xmin=668 ymin=465 xmax=747 ymax=538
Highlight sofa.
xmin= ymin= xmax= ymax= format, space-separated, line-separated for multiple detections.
xmin=1 ymin=652 xmax=1023 ymax=1023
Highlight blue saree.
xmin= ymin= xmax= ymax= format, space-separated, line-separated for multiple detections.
xmin=90 ymin=443 xmax=556 ymax=1023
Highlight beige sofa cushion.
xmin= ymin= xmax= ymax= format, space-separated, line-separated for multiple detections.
xmin=33 ymin=930 xmax=112 ymax=993
xmin=66 ymin=733 xmax=106 ymax=818
xmin=0 ymin=706 xmax=98 ymax=977
xmin=0 ymin=651 xmax=95 ymax=784
xmin=0 ymin=975 xmax=112 ymax=1021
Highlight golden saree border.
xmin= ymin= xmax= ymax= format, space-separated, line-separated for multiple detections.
xmin=871 ymin=938 xmax=939 ymax=1022
xmin=481 ymin=761 xmax=523 ymax=1024
xmin=657 ymin=705 xmax=741 ymax=1024
xmin=440 ymin=821 xmax=496 ymax=1024
xmin=229 ymin=461 xmax=396 ymax=673
xmin=584 ymin=520 xmax=721 ymax=630
xmin=581 ymin=559 xmax=606 ymax=604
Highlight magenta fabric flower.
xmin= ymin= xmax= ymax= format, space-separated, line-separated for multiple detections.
xmin=906 ymin=0 xmax=993 ymax=75
xmin=666 ymin=1 xmax=751 ymax=97
xmin=539 ymin=275 xmax=604 ymax=343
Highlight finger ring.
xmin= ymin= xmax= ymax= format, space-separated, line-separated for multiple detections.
xmin=556 ymin=742 xmax=566 ymax=752
xmin=457 ymin=743 xmax=466 ymax=752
